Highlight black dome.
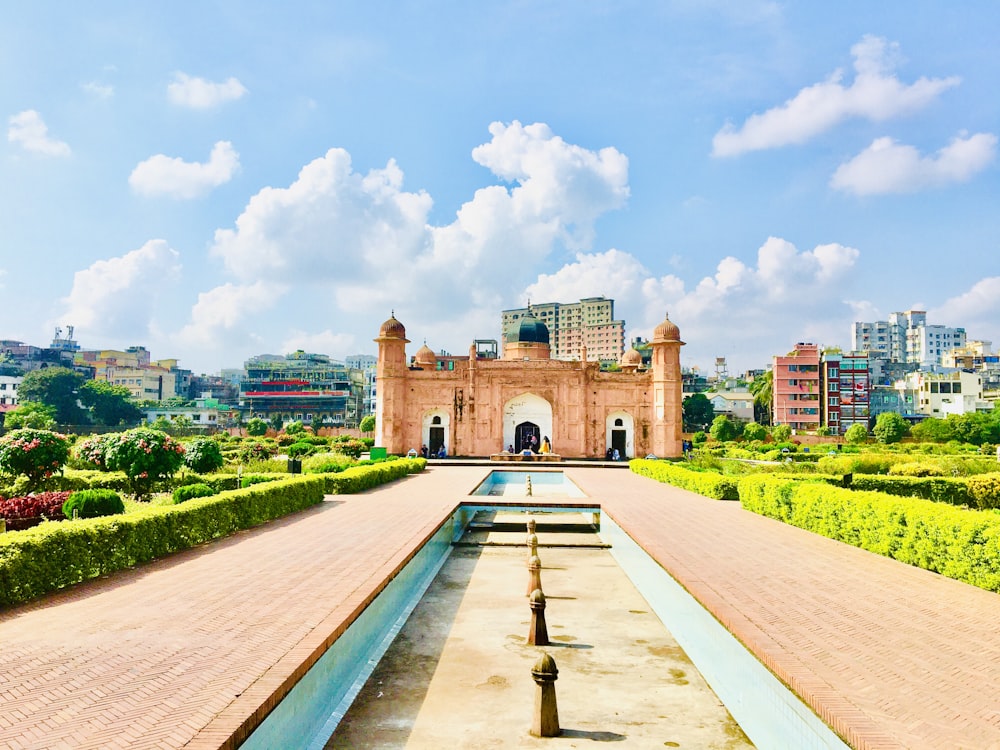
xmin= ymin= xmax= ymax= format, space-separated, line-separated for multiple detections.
xmin=505 ymin=312 xmax=549 ymax=345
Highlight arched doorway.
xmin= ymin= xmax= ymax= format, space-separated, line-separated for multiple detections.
xmin=422 ymin=410 xmax=450 ymax=456
xmin=503 ymin=394 xmax=552 ymax=454
xmin=514 ymin=421 xmax=540 ymax=453
xmin=605 ymin=411 xmax=635 ymax=459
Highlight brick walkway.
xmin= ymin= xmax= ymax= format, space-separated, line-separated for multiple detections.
xmin=1 ymin=466 xmax=998 ymax=749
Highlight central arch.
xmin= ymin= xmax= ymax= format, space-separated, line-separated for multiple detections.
xmin=503 ymin=393 xmax=552 ymax=453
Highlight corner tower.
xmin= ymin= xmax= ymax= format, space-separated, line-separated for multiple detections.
xmin=650 ymin=313 xmax=684 ymax=457
xmin=374 ymin=313 xmax=410 ymax=454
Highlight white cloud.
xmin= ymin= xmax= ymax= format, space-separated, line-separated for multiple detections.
xmin=712 ymin=36 xmax=960 ymax=157
xmin=129 ymin=141 xmax=240 ymax=199
xmin=518 ymin=238 xmax=860 ymax=370
xmin=55 ymin=240 xmax=181 ymax=339
xmin=7 ymin=110 xmax=71 ymax=156
xmin=931 ymin=277 xmax=1000 ymax=336
xmin=200 ymin=121 xmax=629 ymax=353
xmin=831 ymin=133 xmax=997 ymax=195
xmin=81 ymin=81 xmax=114 ymax=99
xmin=174 ymin=281 xmax=283 ymax=348
xmin=167 ymin=73 xmax=247 ymax=109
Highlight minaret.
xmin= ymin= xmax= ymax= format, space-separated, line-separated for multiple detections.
xmin=374 ymin=312 xmax=410 ymax=454
xmin=650 ymin=312 xmax=684 ymax=457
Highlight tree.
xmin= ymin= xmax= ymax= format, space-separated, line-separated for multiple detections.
xmin=682 ymin=394 xmax=714 ymax=432
xmin=246 ymin=417 xmax=267 ymax=436
xmin=770 ymin=424 xmax=791 ymax=442
xmin=359 ymin=415 xmax=376 ymax=434
xmin=4 ymin=401 xmax=57 ymax=430
xmin=910 ymin=418 xmax=953 ymax=443
xmin=844 ymin=423 xmax=869 ymax=444
xmin=103 ymin=428 xmax=186 ymax=500
xmin=709 ymin=414 xmax=740 ymax=442
xmin=183 ymin=438 xmax=225 ymax=473
xmin=17 ymin=367 xmax=86 ymax=424
xmin=748 ymin=370 xmax=773 ymax=426
xmin=872 ymin=412 xmax=909 ymax=444
xmin=0 ymin=428 xmax=72 ymax=492
xmin=741 ymin=422 xmax=767 ymax=442
xmin=78 ymin=380 xmax=143 ymax=426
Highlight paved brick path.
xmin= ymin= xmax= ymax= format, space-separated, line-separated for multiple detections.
xmin=1 ymin=466 xmax=998 ymax=749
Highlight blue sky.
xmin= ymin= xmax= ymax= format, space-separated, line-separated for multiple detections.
xmin=2 ymin=2 xmax=998 ymax=375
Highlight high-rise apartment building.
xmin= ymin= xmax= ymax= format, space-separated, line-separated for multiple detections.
xmin=852 ymin=309 xmax=966 ymax=366
xmin=821 ymin=351 xmax=870 ymax=436
xmin=501 ymin=297 xmax=625 ymax=363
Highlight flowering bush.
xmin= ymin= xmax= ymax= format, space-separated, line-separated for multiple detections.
xmin=0 ymin=429 xmax=72 ymax=492
xmin=103 ymin=428 xmax=186 ymax=500
xmin=0 ymin=491 xmax=71 ymax=530
xmin=182 ymin=438 xmax=225 ymax=473
xmin=73 ymin=434 xmax=116 ymax=470
xmin=238 ymin=442 xmax=277 ymax=464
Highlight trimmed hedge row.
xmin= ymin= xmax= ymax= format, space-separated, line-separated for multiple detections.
xmin=0 ymin=476 xmax=326 ymax=608
xmin=737 ymin=475 xmax=1000 ymax=593
xmin=849 ymin=472 xmax=1000 ymax=510
xmin=629 ymin=459 xmax=739 ymax=500
xmin=322 ymin=457 xmax=426 ymax=494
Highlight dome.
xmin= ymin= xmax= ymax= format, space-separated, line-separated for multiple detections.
xmin=505 ymin=311 xmax=550 ymax=345
xmin=414 ymin=343 xmax=436 ymax=367
xmin=621 ymin=348 xmax=643 ymax=367
xmin=378 ymin=313 xmax=406 ymax=340
xmin=653 ymin=313 xmax=681 ymax=343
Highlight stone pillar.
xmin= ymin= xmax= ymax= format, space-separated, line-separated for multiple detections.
xmin=527 ymin=554 xmax=542 ymax=596
xmin=528 ymin=588 xmax=549 ymax=646
xmin=531 ymin=653 xmax=560 ymax=737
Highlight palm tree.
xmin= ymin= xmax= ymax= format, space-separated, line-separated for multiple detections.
xmin=749 ymin=370 xmax=773 ymax=426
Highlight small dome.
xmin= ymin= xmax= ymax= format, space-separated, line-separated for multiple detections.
xmin=414 ymin=343 xmax=436 ymax=366
xmin=653 ymin=313 xmax=681 ymax=343
xmin=621 ymin=348 xmax=643 ymax=367
xmin=379 ymin=313 xmax=406 ymax=340
xmin=505 ymin=311 xmax=550 ymax=345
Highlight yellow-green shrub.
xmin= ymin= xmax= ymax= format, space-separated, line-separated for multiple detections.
xmin=737 ymin=476 xmax=1000 ymax=592
xmin=630 ymin=459 xmax=739 ymax=500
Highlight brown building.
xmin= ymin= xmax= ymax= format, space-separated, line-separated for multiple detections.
xmin=374 ymin=310 xmax=684 ymax=459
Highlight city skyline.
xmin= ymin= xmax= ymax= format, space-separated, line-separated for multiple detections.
xmin=2 ymin=3 xmax=998 ymax=375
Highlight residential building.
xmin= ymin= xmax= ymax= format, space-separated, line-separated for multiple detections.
xmin=772 ymin=343 xmax=821 ymax=432
xmin=707 ymin=389 xmax=754 ymax=423
xmin=900 ymin=370 xmax=988 ymax=418
xmin=144 ymin=395 xmax=234 ymax=430
xmin=852 ymin=310 xmax=966 ymax=366
xmin=501 ymin=297 xmax=625 ymax=363
xmin=240 ymin=351 xmax=359 ymax=427
xmin=821 ymin=351 xmax=870 ymax=435
xmin=0 ymin=374 xmax=22 ymax=424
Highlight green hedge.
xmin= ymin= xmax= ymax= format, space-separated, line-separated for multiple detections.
xmin=322 ymin=457 xmax=426 ymax=494
xmin=0 ymin=476 xmax=326 ymax=607
xmin=629 ymin=459 xmax=739 ymax=500
xmin=849 ymin=474 xmax=975 ymax=508
xmin=737 ymin=476 xmax=1000 ymax=593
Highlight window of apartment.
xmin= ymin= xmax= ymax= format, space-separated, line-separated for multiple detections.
xmin=954 ymin=383 xmax=961 ymax=393
xmin=930 ymin=382 xmax=939 ymax=393
xmin=939 ymin=382 xmax=951 ymax=394
xmin=829 ymin=397 xmax=838 ymax=406
xmin=829 ymin=369 xmax=838 ymax=377
xmin=829 ymin=382 xmax=839 ymax=392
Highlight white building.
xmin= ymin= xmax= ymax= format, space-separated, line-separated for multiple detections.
xmin=707 ymin=389 xmax=755 ymax=422
xmin=0 ymin=375 xmax=22 ymax=419
xmin=899 ymin=370 xmax=987 ymax=418
xmin=853 ymin=309 xmax=966 ymax=366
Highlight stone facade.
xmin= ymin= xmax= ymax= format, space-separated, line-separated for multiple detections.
xmin=374 ymin=311 xmax=684 ymax=459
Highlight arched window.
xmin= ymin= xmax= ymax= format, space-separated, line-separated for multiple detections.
xmin=432 ymin=416 xmax=442 ymax=425
xmin=614 ymin=418 xmax=624 ymax=427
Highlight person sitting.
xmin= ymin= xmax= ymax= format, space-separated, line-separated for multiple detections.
xmin=420 ymin=444 xmax=429 ymax=458
xmin=612 ymin=448 xmax=621 ymax=461
xmin=540 ymin=436 xmax=551 ymax=454
xmin=437 ymin=444 xmax=447 ymax=459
